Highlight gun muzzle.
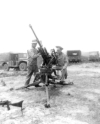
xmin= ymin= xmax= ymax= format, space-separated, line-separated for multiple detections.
xmin=10 ymin=100 xmax=23 ymax=108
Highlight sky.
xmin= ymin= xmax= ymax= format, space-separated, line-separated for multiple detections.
xmin=0 ymin=0 xmax=100 ymax=53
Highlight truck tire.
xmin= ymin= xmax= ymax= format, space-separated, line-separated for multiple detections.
xmin=19 ymin=62 xmax=27 ymax=71
xmin=3 ymin=63 xmax=9 ymax=71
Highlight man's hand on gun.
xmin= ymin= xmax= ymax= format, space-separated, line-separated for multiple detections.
xmin=36 ymin=53 xmax=41 ymax=58
xmin=33 ymin=53 xmax=41 ymax=58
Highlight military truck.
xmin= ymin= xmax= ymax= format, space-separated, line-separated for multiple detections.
xmin=67 ymin=50 xmax=82 ymax=63
xmin=88 ymin=51 xmax=100 ymax=62
xmin=0 ymin=52 xmax=27 ymax=71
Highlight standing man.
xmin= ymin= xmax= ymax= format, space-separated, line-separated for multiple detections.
xmin=25 ymin=40 xmax=40 ymax=87
xmin=55 ymin=46 xmax=68 ymax=84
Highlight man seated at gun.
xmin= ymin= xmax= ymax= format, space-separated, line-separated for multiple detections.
xmin=53 ymin=46 xmax=68 ymax=84
xmin=24 ymin=40 xmax=41 ymax=87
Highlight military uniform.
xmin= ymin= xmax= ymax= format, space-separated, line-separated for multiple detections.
xmin=25 ymin=41 xmax=39 ymax=86
xmin=55 ymin=46 xmax=68 ymax=82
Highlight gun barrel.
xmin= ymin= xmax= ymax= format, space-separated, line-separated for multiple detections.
xmin=29 ymin=24 xmax=39 ymax=40
xmin=29 ymin=24 xmax=42 ymax=48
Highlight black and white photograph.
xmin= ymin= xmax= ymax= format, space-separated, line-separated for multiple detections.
xmin=0 ymin=0 xmax=100 ymax=124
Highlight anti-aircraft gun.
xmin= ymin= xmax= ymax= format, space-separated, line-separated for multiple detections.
xmin=29 ymin=25 xmax=60 ymax=107
xmin=16 ymin=25 xmax=67 ymax=108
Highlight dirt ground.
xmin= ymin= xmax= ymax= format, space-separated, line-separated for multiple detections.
xmin=0 ymin=62 xmax=100 ymax=124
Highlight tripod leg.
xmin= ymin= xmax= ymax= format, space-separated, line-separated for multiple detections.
xmin=44 ymin=74 xmax=50 ymax=108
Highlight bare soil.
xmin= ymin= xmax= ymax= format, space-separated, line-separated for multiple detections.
xmin=0 ymin=62 xmax=100 ymax=124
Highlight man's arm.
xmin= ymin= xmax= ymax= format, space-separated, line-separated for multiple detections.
xmin=32 ymin=53 xmax=40 ymax=59
xmin=62 ymin=55 xmax=69 ymax=69
xmin=27 ymin=50 xmax=40 ymax=59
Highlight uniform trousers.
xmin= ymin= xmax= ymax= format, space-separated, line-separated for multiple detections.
xmin=25 ymin=64 xmax=38 ymax=86
xmin=53 ymin=66 xmax=68 ymax=81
